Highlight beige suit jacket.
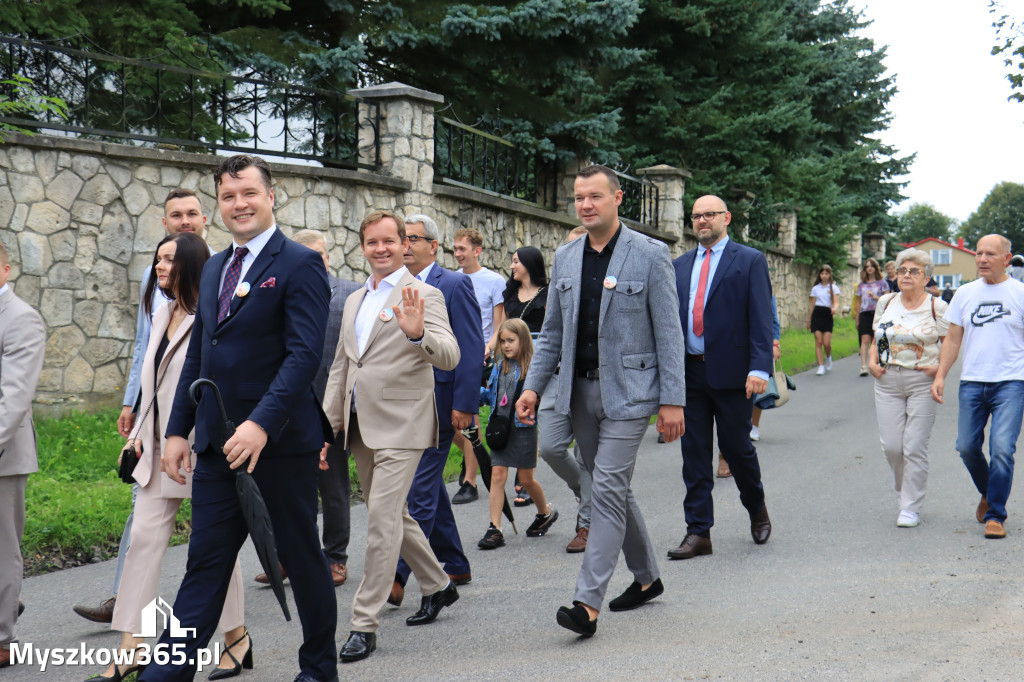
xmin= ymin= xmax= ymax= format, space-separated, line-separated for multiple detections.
xmin=131 ymin=302 xmax=196 ymax=498
xmin=323 ymin=270 xmax=459 ymax=451
xmin=0 ymin=288 xmax=46 ymax=477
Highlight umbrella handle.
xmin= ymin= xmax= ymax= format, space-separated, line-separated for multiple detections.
xmin=189 ymin=378 xmax=232 ymax=426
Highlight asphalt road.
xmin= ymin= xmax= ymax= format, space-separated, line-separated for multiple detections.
xmin=9 ymin=355 xmax=1024 ymax=681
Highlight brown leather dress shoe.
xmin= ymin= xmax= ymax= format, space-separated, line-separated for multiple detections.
xmin=255 ymin=563 xmax=287 ymax=585
xmin=447 ymin=572 xmax=472 ymax=586
xmin=717 ymin=454 xmax=732 ymax=478
xmin=388 ymin=580 xmax=404 ymax=606
xmin=72 ymin=596 xmax=116 ymax=623
xmin=0 ymin=646 xmax=11 ymax=668
xmin=566 ymin=527 xmax=589 ymax=553
xmin=977 ymin=496 xmax=989 ymax=523
xmin=985 ymin=520 xmax=1007 ymax=539
xmin=330 ymin=563 xmax=347 ymax=586
xmin=750 ymin=505 xmax=772 ymax=544
xmin=667 ymin=534 xmax=712 ymax=559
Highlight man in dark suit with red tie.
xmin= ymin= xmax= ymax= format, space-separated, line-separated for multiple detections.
xmin=669 ymin=195 xmax=774 ymax=560
xmin=142 ymin=155 xmax=338 ymax=682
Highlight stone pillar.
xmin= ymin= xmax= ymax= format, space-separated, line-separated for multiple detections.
xmin=347 ymin=82 xmax=444 ymax=211
xmin=778 ymin=212 xmax=797 ymax=254
xmin=847 ymin=232 xmax=863 ymax=268
xmin=862 ymin=231 xmax=886 ymax=261
xmin=556 ymin=157 xmax=589 ymax=221
xmin=638 ymin=164 xmax=691 ymax=243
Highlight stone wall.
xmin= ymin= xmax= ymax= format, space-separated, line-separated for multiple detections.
xmin=0 ymin=81 xmax=849 ymax=410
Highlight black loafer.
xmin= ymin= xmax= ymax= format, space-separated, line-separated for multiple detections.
xmin=406 ymin=582 xmax=459 ymax=626
xmin=608 ymin=578 xmax=664 ymax=612
xmin=556 ymin=604 xmax=596 ymax=637
xmin=339 ymin=631 xmax=376 ymax=663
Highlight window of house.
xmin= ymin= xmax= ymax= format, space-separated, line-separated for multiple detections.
xmin=931 ymin=248 xmax=952 ymax=265
xmin=935 ymin=274 xmax=962 ymax=289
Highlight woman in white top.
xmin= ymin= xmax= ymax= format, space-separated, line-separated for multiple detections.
xmin=806 ymin=264 xmax=840 ymax=376
xmin=868 ymin=248 xmax=948 ymax=528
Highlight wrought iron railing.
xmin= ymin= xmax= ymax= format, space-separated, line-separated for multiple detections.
xmin=743 ymin=204 xmax=781 ymax=246
xmin=433 ymin=116 xmax=556 ymax=210
xmin=0 ymin=36 xmax=377 ymax=169
xmin=613 ymin=169 xmax=659 ymax=228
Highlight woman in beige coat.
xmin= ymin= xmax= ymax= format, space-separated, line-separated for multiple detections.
xmin=89 ymin=233 xmax=250 ymax=681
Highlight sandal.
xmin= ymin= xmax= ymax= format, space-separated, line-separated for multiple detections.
xmin=513 ymin=482 xmax=533 ymax=507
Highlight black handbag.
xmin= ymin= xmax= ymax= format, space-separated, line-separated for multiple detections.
xmin=484 ymin=376 xmax=525 ymax=450
xmin=118 ymin=442 xmax=141 ymax=484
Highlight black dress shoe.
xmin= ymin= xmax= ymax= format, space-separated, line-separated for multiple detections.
xmin=339 ymin=631 xmax=376 ymax=663
xmin=556 ymin=604 xmax=596 ymax=637
xmin=608 ymin=578 xmax=664 ymax=612
xmin=406 ymin=582 xmax=459 ymax=626
xmin=667 ymin=533 xmax=712 ymax=560
xmin=750 ymin=505 xmax=771 ymax=545
xmin=452 ymin=481 xmax=478 ymax=504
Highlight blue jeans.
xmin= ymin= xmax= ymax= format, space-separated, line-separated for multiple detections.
xmin=957 ymin=380 xmax=1024 ymax=522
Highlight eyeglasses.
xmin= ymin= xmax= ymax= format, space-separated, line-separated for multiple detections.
xmin=689 ymin=211 xmax=727 ymax=223
xmin=406 ymin=235 xmax=436 ymax=244
xmin=897 ymin=267 xmax=923 ymax=277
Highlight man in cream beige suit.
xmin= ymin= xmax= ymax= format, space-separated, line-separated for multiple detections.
xmin=0 ymin=241 xmax=46 ymax=668
xmin=323 ymin=210 xmax=461 ymax=663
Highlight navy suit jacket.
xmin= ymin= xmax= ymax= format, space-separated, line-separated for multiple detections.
xmin=167 ymin=227 xmax=334 ymax=456
xmin=673 ymin=239 xmax=773 ymax=390
xmin=423 ymin=263 xmax=484 ymax=424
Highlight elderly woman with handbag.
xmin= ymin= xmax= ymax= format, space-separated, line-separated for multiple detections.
xmin=88 ymin=233 xmax=251 ymax=681
xmin=868 ymin=248 xmax=948 ymax=529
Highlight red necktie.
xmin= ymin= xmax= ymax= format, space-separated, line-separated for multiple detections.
xmin=217 ymin=246 xmax=249 ymax=323
xmin=693 ymin=248 xmax=711 ymax=337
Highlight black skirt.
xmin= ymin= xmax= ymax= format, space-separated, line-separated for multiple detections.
xmin=857 ymin=310 xmax=874 ymax=337
xmin=810 ymin=306 xmax=833 ymax=333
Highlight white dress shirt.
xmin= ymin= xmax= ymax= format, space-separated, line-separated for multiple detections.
xmin=355 ymin=266 xmax=409 ymax=355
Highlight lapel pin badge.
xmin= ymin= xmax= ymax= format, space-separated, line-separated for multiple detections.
xmin=379 ymin=308 xmax=395 ymax=322
xmin=603 ymin=275 xmax=618 ymax=290
xmin=236 ymin=282 xmax=251 ymax=297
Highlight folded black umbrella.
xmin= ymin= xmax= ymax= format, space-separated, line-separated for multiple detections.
xmin=463 ymin=426 xmax=516 ymax=533
xmin=189 ymin=378 xmax=292 ymax=621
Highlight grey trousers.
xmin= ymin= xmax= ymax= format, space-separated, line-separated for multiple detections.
xmin=874 ymin=367 xmax=936 ymax=514
xmin=0 ymin=474 xmax=27 ymax=645
xmin=319 ymin=440 xmax=351 ymax=564
xmin=570 ymin=379 xmax=659 ymax=609
xmin=111 ymin=482 xmax=138 ymax=594
xmin=539 ymin=375 xmax=592 ymax=528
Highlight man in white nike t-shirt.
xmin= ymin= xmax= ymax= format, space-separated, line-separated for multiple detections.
xmin=932 ymin=234 xmax=1024 ymax=540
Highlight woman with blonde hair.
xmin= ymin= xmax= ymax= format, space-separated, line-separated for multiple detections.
xmin=868 ymin=248 xmax=948 ymax=528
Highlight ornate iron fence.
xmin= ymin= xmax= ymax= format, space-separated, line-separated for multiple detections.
xmin=0 ymin=36 xmax=377 ymax=169
xmin=433 ymin=116 xmax=556 ymax=210
xmin=613 ymin=169 xmax=659 ymax=228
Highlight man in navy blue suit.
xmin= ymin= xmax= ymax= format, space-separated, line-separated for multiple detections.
xmin=387 ymin=214 xmax=483 ymax=607
xmin=669 ymin=195 xmax=774 ymax=560
xmin=142 ymin=155 xmax=338 ymax=682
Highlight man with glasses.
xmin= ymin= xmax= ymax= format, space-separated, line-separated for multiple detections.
xmin=668 ymin=195 xmax=774 ymax=560
xmin=932 ymin=234 xmax=1024 ymax=540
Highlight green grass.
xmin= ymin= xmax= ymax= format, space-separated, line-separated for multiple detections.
xmin=25 ymin=408 xmax=190 ymax=570
xmin=779 ymin=316 xmax=861 ymax=376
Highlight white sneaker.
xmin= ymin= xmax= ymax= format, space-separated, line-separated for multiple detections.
xmin=897 ymin=510 xmax=920 ymax=527
xmin=750 ymin=425 xmax=760 ymax=441
xmin=816 ymin=365 xmax=826 ymax=376
xmin=859 ymin=366 xmax=868 ymax=377
xmin=825 ymin=356 xmax=833 ymax=372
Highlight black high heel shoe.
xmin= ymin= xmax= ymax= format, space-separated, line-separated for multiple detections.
xmin=85 ymin=660 xmax=144 ymax=681
xmin=208 ymin=629 xmax=253 ymax=680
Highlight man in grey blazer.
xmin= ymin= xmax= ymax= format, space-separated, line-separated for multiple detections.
xmin=516 ymin=164 xmax=686 ymax=636
xmin=0 ymin=241 xmax=46 ymax=668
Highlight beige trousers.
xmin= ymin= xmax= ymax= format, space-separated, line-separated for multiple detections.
xmin=874 ymin=367 xmax=937 ymax=514
xmin=348 ymin=417 xmax=449 ymax=633
xmin=0 ymin=475 xmax=27 ymax=645
xmin=111 ymin=452 xmax=244 ymax=635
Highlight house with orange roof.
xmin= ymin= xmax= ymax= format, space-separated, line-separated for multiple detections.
xmin=900 ymin=237 xmax=977 ymax=290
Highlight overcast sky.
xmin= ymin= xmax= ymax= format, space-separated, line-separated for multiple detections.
xmin=856 ymin=0 xmax=1024 ymax=223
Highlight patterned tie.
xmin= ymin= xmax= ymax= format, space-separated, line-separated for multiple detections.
xmin=217 ymin=246 xmax=249 ymax=323
xmin=693 ymin=248 xmax=711 ymax=337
